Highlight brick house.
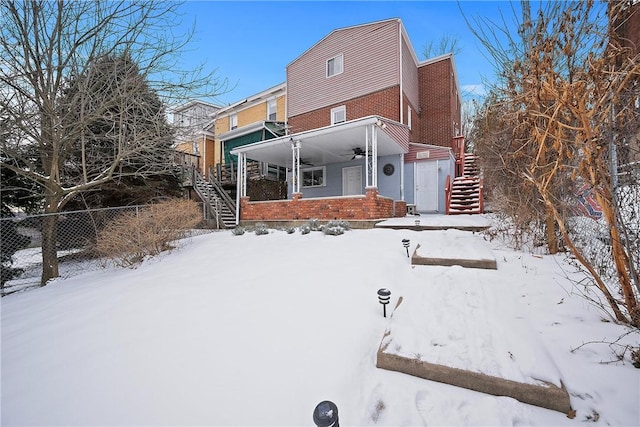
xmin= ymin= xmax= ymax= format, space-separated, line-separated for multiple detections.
xmin=232 ymin=18 xmax=463 ymax=223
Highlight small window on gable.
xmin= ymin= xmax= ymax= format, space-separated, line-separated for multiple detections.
xmin=331 ymin=106 xmax=346 ymax=125
xmin=326 ymin=54 xmax=343 ymax=78
xmin=267 ymin=98 xmax=277 ymax=121
xmin=230 ymin=113 xmax=238 ymax=130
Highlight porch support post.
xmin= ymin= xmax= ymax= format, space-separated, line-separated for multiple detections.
xmin=235 ymin=152 xmax=247 ymax=225
xmin=400 ymin=153 xmax=405 ymax=200
xmin=366 ymin=125 xmax=373 ymax=188
xmin=291 ymin=140 xmax=301 ymax=194
xmin=372 ymin=123 xmax=379 ymax=188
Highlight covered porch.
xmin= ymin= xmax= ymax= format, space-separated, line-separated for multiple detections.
xmin=231 ymin=116 xmax=410 ymax=224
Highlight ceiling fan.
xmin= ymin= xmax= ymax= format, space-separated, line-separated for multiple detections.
xmin=344 ymin=147 xmax=366 ymax=160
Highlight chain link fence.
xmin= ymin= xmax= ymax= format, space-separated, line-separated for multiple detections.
xmin=566 ymin=164 xmax=640 ymax=314
xmin=1 ymin=204 xmax=215 ymax=296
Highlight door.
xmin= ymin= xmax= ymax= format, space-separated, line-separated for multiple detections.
xmin=415 ymin=161 xmax=438 ymax=212
xmin=342 ymin=166 xmax=362 ymax=196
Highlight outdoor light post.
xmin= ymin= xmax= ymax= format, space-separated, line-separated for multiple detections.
xmin=377 ymin=288 xmax=391 ymax=318
xmin=402 ymin=239 xmax=410 ymax=257
xmin=313 ymin=400 xmax=339 ymax=427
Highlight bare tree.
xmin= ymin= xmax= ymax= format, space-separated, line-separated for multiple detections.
xmin=422 ymin=34 xmax=462 ymax=59
xmin=0 ymin=0 xmax=227 ymax=285
xmin=469 ymin=1 xmax=640 ymax=325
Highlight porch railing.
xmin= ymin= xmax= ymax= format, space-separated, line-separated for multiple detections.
xmin=452 ymin=136 xmax=465 ymax=177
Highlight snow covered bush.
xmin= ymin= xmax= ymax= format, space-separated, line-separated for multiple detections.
xmin=95 ymin=198 xmax=201 ymax=268
xmin=232 ymin=227 xmax=245 ymax=236
xmin=254 ymin=223 xmax=269 ymax=235
xmin=322 ymin=220 xmax=351 ymax=236
xmin=299 ymin=224 xmax=310 ymax=235
xmin=308 ymin=218 xmax=321 ymax=231
xmin=322 ymin=225 xmax=344 ymax=236
xmin=283 ymin=226 xmax=296 ymax=234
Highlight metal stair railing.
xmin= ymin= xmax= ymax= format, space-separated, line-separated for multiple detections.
xmin=208 ymin=169 xmax=236 ymax=217
xmin=192 ymin=167 xmax=226 ymax=229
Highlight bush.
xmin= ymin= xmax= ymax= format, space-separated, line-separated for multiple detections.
xmin=308 ymin=218 xmax=321 ymax=231
xmin=232 ymin=226 xmax=245 ymax=236
xmin=254 ymin=223 xmax=269 ymax=235
xmin=284 ymin=226 xmax=296 ymax=234
xmin=95 ymin=198 xmax=201 ymax=267
xmin=299 ymin=224 xmax=311 ymax=235
xmin=324 ymin=220 xmax=351 ymax=230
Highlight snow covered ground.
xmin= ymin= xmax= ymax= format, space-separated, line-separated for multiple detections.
xmin=2 ymin=217 xmax=639 ymax=426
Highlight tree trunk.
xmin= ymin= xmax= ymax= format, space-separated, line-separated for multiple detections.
xmin=545 ymin=206 xmax=559 ymax=254
xmin=40 ymin=193 xmax=60 ymax=286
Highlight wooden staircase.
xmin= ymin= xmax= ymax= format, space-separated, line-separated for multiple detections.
xmin=192 ymin=168 xmax=236 ymax=228
xmin=446 ymin=153 xmax=484 ymax=215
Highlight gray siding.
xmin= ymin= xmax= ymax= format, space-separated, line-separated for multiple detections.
xmin=287 ymin=20 xmax=400 ymax=117
xmin=376 ymin=155 xmax=402 ymax=200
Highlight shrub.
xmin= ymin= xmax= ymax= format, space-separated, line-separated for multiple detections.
xmin=308 ymin=218 xmax=321 ymax=231
xmin=254 ymin=223 xmax=269 ymax=235
xmin=325 ymin=220 xmax=351 ymax=230
xmin=232 ymin=226 xmax=245 ymax=236
xmin=284 ymin=226 xmax=296 ymax=234
xmin=95 ymin=198 xmax=201 ymax=268
xmin=322 ymin=225 xmax=345 ymax=235
xmin=299 ymin=224 xmax=311 ymax=235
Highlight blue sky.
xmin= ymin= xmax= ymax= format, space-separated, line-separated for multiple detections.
xmin=176 ymin=1 xmax=521 ymax=106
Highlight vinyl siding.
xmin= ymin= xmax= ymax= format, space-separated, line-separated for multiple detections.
xmin=287 ymin=20 xmax=400 ymax=117
xmin=401 ymin=35 xmax=419 ymax=118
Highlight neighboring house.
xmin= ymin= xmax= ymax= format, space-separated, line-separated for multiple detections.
xmin=172 ymin=100 xmax=220 ymax=174
xmin=206 ymin=82 xmax=287 ymax=183
xmin=232 ymin=18 xmax=468 ymax=223
xmin=611 ymin=0 xmax=640 ymax=182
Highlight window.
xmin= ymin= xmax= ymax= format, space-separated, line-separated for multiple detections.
xmin=267 ymin=98 xmax=277 ymax=121
xmin=407 ymin=105 xmax=412 ymax=130
xmin=326 ymin=54 xmax=343 ymax=78
xmin=331 ymin=106 xmax=346 ymax=125
xmin=230 ymin=114 xmax=238 ymax=130
xmin=302 ymin=166 xmax=325 ymax=188
xmin=192 ymin=141 xmax=199 ymax=154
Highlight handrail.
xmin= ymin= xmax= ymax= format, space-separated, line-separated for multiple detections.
xmin=208 ymin=169 xmax=236 ymax=216
xmin=478 ymin=177 xmax=484 ymax=214
xmin=445 ymin=174 xmax=452 ymax=215
xmin=451 ymin=136 xmax=465 ymax=177
xmin=191 ymin=168 xmax=220 ymax=226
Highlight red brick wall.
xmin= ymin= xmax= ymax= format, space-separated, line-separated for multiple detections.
xmin=240 ymin=189 xmax=406 ymax=221
xmin=288 ymin=86 xmax=400 ymax=134
xmin=418 ymin=58 xmax=461 ymax=148
xmin=618 ymin=2 xmax=640 ymax=55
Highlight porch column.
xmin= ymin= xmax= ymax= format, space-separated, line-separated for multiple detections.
xmin=400 ymin=153 xmax=405 ymax=200
xmin=366 ymin=123 xmax=379 ymax=189
xmin=235 ymin=152 xmax=247 ymax=225
xmin=291 ymin=140 xmax=301 ymax=194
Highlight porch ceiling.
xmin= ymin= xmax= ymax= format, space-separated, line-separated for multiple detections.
xmin=230 ymin=116 xmax=408 ymax=168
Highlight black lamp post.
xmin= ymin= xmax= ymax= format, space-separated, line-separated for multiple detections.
xmin=313 ymin=400 xmax=339 ymax=427
xmin=402 ymin=238 xmax=410 ymax=257
xmin=377 ymin=288 xmax=391 ymax=318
